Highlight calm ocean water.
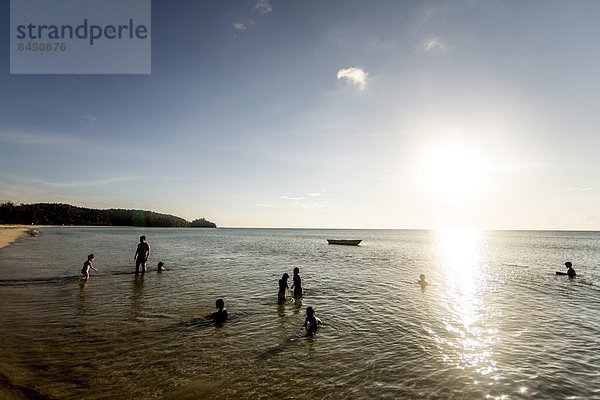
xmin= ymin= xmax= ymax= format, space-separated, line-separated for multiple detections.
xmin=0 ymin=227 xmax=598 ymax=399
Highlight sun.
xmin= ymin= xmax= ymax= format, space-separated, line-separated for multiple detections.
xmin=419 ymin=143 xmax=488 ymax=205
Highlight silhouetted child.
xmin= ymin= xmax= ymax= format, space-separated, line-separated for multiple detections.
xmin=207 ymin=298 xmax=228 ymax=323
xmin=291 ymin=267 xmax=303 ymax=298
xmin=565 ymin=262 xmax=576 ymax=277
xmin=278 ymin=273 xmax=289 ymax=304
xmin=417 ymin=274 xmax=428 ymax=289
xmin=303 ymin=306 xmax=322 ymax=337
xmin=157 ymin=261 xmax=166 ymax=272
xmin=81 ymin=254 xmax=97 ymax=280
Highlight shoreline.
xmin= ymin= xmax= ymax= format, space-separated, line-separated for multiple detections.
xmin=0 ymin=225 xmax=27 ymax=250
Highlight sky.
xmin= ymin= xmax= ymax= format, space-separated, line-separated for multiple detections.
xmin=1 ymin=0 xmax=599 ymax=230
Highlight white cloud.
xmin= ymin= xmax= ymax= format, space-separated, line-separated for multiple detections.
xmin=254 ymin=0 xmax=272 ymax=14
xmin=418 ymin=36 xmax=447 ymax=53
xmin=233 ymin=22 xmax=247 ymax=30
xmin=254 ymin=203 xmax=275 ymax=207
xmin=336 ymin=67 xmax=368 ymax=90
xmin=308 ymin=193 xmax=321 ymax=197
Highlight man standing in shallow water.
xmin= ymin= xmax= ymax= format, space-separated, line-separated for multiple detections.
xmin=134 ymin=236 xmax=151 ymax=274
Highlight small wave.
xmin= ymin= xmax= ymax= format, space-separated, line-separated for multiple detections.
xmin=0 ymin=276 xmax=81 ymax=287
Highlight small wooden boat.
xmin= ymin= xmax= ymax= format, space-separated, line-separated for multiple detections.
xmin=25 ymin=228 xmax=40 ymax=236
xmin=327 ymin=239 xmax=362 ymax=246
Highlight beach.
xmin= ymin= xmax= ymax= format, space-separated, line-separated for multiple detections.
xmin=0 ymin=225 xmax=26 ymax=249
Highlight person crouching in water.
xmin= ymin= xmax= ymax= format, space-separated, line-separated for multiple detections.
xmin=303 ymin=306 xmax=323 ymax=337
xmin=278 ymin=273 xmax=289 ymax=304
xmin=81 ymin=254 xmax=98 ymax=280
xmin=565 ymin=262 xmax=576 ymax=277
xmin=207 ymin=298 xmax=228 ymax=323
xmin=157 ymin=262 xmax=166 ymax=272
xmin=291 ymin=267 xmax=303 ymax=298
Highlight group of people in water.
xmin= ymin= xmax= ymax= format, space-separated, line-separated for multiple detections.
xmin=81 ymin=236 xmax=323 ymax=336
xmin=276 ymin=267 xmax=322 ymax=336
xmin=81 ymin=235 xmax=579 ymax=337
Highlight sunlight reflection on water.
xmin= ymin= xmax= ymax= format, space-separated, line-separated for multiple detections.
xmin=434 ymin=230 xmax=500 ymax=388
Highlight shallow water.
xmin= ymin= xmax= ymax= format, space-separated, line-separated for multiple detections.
xmin=0 ymin=227 xmax=599 ymax=399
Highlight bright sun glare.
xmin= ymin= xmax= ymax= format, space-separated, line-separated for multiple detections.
xmin=420 ymin=143 xmax=488 ymax=205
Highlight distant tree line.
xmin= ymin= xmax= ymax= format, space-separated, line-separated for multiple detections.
xmin=0 ymin=202 xmax=217 ymax=228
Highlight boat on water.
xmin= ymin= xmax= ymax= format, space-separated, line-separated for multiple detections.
xmin=25 ymin=228 xmax=40 ymax=236
xmin=327 ymin=239 xmax=362 ymax=246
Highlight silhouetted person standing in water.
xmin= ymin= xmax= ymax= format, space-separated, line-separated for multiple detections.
xmin=278 ymin=273 xmax=289 ymax=304
xmin=81 ymin=254 xmax=97 ymax=280
xmin=134 ymin=236 xmax=150 ymax=274
xmin=291 ymin=267 xmax=303 ymax=298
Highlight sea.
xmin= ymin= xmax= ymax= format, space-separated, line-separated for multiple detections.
xmin=0 ymin=227 xmax=598 ymax=400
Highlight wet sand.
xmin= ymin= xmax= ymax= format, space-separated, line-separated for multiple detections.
xmin=0 ymin=226 xmax=27 ymax=249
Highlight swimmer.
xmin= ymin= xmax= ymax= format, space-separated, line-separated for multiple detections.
xmin=207 ymin=298 xmax=228 ymax=323
xmin=565 ymin=262 xmax=576 ymax=277
xmin=157 ymin=261 xmax=166 ymax=272
xmin=303 ymin=306 xmax=323 ymax=337
xmin=81 ymin=254 xmax=98 ymax=280
xmin=278 ymin=273 xmax=289 ymax=304
xmin=417 ymin=274 xmax=428 ymax=288
xmin=291 ymin=267 xmax=303 ymax=298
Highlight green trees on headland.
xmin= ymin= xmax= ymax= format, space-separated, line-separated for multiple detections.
xmin=190 ymin=218 xmax=217 ymax=228
xmin=0 ymin=202 xmax=217 ymax=228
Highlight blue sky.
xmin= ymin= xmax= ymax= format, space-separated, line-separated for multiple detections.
xmin=1 ymin=0 xmax=599 ymax=229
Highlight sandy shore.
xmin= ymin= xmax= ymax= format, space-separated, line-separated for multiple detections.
xmin=0 ymin=225 xmax=27 ymax=250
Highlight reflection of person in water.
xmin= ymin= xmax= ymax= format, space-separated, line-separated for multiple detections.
xmin=134 ymin=236 xmax=150 ymax=274
xmin=291 ymin=267 xmax=303 ymax=298
xmin=278 ymin=273 xmax=289 ymax=304
xmin=417 ymin=274 xmax=428 ymax=289
xmin=303 ymin=306 xmax=322 ymax=337
xmin=207 ymin=299 xmax=228 ymax=323
xmin=565 ymin=262 xmax=576 ymax=277
xmin=81 ymin=254 xmax=98 ymax=280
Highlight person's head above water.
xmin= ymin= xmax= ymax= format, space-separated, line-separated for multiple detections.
xmin=565 ymin=262 xmax=572 ymax=268
xmin=139 ymin=236 xmax=146 ymax=242
xmin=293 ymin=267 xmax=299 ymax=275
xmin=419 ymin=274 xmax=426 ymax=281
xmin=306 ymin=306 xmax=315 ymax=317
xmin=158 ymin=262 xmax=164 ymax=267
xmin=87 ymin=254 xmax=95 ymax=261
xmin=282 ymin=273 xmax=289 ymax=280
xmin=216 ymin=298 xmax=225 ymax=309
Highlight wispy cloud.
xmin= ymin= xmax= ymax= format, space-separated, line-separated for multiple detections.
xmin=336 ymin=67 xmax=368 ymax=90
xmin=417 ymin=36 xmax=448 ymax=53
xmin=80 ymin=114 xmax=97 ymax=128
xmin=254 ymin=0 xmax=272 ymax=14
xmin=39 ymin=177 xmax=134 ymax=188
xmin=233 ymin=22 xmax=247 ymax=30
xmin=308 ymin=193 xmax=321 ymax=197
xmin=567 ymin=187 xmax=593 ymax=192
xmin=254 ymin=203 xmax=275 ymax=207
xmin=0 ymin=129 xmax=82 ymax=146
xmin=301 ymin=201 xmax=328 ymax=209
xmin=281 ymin=196 xmax=306 ymax=201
